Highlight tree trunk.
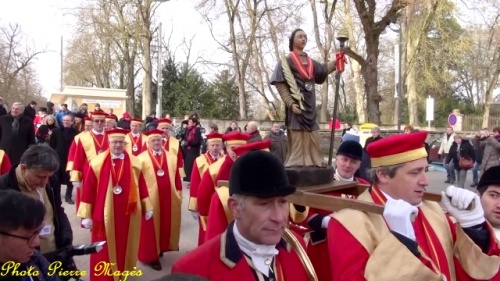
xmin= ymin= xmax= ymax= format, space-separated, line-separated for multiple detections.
xmin=344 ymin=0 xmax=365 ymax=123
xmin=364 ymin=44 xmax=381 ymax=124
xmin=141 ymin=36 xmax=152 ymax=119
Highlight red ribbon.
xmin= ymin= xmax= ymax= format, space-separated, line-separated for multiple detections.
xmin=336 ymin=52 xmax=346 ymax=73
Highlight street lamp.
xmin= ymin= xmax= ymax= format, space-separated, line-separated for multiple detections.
xmin=327 ymin=33 xmax=349 ymax=167
xmin=388 ymin=23 xmax=403 ymax=132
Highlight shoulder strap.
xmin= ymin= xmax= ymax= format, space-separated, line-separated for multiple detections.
xmin=282 ymin=229 xmax=318 ymax=281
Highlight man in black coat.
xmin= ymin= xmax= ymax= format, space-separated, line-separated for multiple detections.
xmin=50 ymin=115 xmax=78 ymax=204
xmin=0 ymin=102 xmax=36 ymax=166
xmin=0 ymin=97 xmax=7 ymax=117
xmin=0 ymin=144 xmax=76 ymax=280
xmin=24 ymin=100 xmax=37 ymax=121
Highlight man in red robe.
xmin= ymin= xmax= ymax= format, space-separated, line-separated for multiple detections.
xmin=125 ymin=118 xmax=146 ymax=156
xmin=70 ymin=112 xmax=109 ymax=212
xmin=157 ymin=118 xmax=185 ymax=179
xmin=204 ymin=139 xmax=271 ymax=242
xmin=78 ymin=128 xmax=153 ymax=281
xmin=172 ymin=150 xmax=317 ymax=281
xmin=328 ymin=132 xmax=500 ymax=280
xmin=290 ymin=140 xmax=369 ymax=281
xmin=188 ymin=132 xmax=224 ymax=246
xmin=137 ymin=129 xmax=182 ymax=270
xmin=196 ymin=131 xmax=250 ymax=243
xmin=84 ymin=116 xmax=93 ymax=131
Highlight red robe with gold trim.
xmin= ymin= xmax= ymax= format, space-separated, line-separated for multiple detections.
xmin=125 ymin=133 xmax=147 ymax=156
xmin=197 ymin=155 xmax=233 ymax=244
xmin=163 ymin=136 xmax=185 ymax=178
xmin=189 ymin=152 xmax=223 ymax=246
xmin=137 ymin=148 xmax=182 ymax=262
xmin=205 ymin=186 xmax=231 ymax=242
xmin=0 ymin=150 xmax=12 ymax=175
xmin=171 ymin=221 xmax=317 ymax=281
xmin=327 ymin=185 xmax=500 ymax=281
xmin=289 ymin=177 xmax=369 ymax=281
xmin=77 ymin=151 xmax=152 ymax=281
xmin=71 ymin=131 xmax=109 ymax=212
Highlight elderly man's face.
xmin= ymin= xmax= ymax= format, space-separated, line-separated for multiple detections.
xmin=0 ymin=225 xmax=42 ymax=263
xmin=371 ymin=130 xmax=380 ymax=138
xmin=272 ymin=123 xmax=281 ymax=133
xmin=480 ymin=185 xmax=500 ymax=228
xmin=20 ymin=166 xmax=54 ymax=189
xmin=10 ymin=104 xmax=23 ymax=117
xmin=208 ymin=142 xmax=222 ymax=155
xmin=377 ymin=158 xmax=429 ymax=206
xmin=93 ymin=118 xmax=105 ymax=132
xmin=229 ymin=196 xmax=289 ymax=245
xmin=148 ymin=137 xmax=163 ymax=152
xmin=335 ymin=155 xmax=361 ymax=179
xmin=226 ymin=144 xmax=240 ymax=161
xmin=62 ymin=116 xmax=73 ymax=128
xmin=105 ymin=121 xmax=115 ymax=130
xmin=109 ymin=138 xmax=125 ymax=155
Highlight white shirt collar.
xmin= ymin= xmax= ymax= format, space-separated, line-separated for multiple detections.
xmin=233 ymin=222 xmax=279 ymax=277
xmin=111 ymin=153 xmax=124 ymax=160
xmin=334 ymin=169 xmax=354 ymax=181
xmin=152 ymin=149 xmax=162 ymax=156
xmin=131 ymin=132 xmax=140 ymax=138
xmin=92 ymin=129 xmax=104 ymax=136
xmin=494 ymin=227 xmax=500 ymax=240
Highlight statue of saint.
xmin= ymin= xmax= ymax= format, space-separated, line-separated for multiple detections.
xmin=271 ymin=28 xmax=337 ymax=168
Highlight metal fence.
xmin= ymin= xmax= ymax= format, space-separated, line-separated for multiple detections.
xmin=462 ymin=114 xmax=500 ymax=131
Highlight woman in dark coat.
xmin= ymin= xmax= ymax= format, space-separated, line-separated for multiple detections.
xmin=446 ymin=134 xmax=475 ymax=188
xmin=181 ymin=117 xmax=202 ymax=182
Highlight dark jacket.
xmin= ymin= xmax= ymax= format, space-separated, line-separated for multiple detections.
xmin=364 ymin=136 xmax=383 ymax=151
xmin=0 ymin=250 xmax=61 ymax=281
xmin=49 ymin=127 xmax=78 ymax=183
xmin=0 ymin=114 xmax=36 ymax=166
xmin=247 ymin=130 xmax=263 ymax=143
xmin=0 ymin=166 xmax=73 ymax=252
xmin=0 ymin=105 xmax=7 ymax=117
xmin=263 ymin=131 xmax=287 ymax=163
xmin=446 ymin=140 xmax=475 ymax=171
xmin=23 ymin=106 xmax=36 ymax=121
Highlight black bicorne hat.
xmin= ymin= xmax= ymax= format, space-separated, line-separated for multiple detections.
xmin=229 ymin=150 xmax=296 ymax=197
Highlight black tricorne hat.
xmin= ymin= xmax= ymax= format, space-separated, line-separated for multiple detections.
xmin=336 ymin=140 xmax=363 ymax=161
xmin=477 ymin=165 xmax=500 ymax=191
xmin=229 ymin=150 xmax=296 ymax=197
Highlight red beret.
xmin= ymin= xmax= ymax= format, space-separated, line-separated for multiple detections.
xmin=157 ymin=118 xmax=172 ymax=125
xmin=222 ymin=132 xmax=251 ymax=146
xmin=130 ymin=118 xmax=143 ymax=124
xmin=206 ymin=132 xmax=223 ymax=143
xmin=232 ymin=139 xmax=271 ymax=157
xmin=366 ymin=131 xmax=428 ymax=167
xmin=144 ymin=129 xmax=163 ymax=139
xmin=107 ymin=128 xmax=130 ymax=138
xmin=90 ymin=112 xmax=107 ymax=118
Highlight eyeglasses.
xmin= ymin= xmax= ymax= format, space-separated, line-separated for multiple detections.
xmin=94 ymin=119 xmax=105 ymax=123
xmin=0 ymin=226 xmax=43 ymax=245
xmin=110 ymin=141 xmax=125 ymax=146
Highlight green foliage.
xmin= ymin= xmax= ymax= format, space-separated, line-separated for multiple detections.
xmin=141 ymin=54 xmax=241 ymax=119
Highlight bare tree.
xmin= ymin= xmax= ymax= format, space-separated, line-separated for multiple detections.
xmin=0 ymin=23 xmax=46 ymax=105
xmin=343 ymin=0 xmax=408 ymax=124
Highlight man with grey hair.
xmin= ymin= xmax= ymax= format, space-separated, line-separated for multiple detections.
xmin=246 ymin=121 xmax=262 ymax=143
xmin=0 ymin=102 xmax=36 ymax=166
xmin=172 ymin=151 xmax=317 ymax=280
xmin=363 ymin=126 xmax=382 ymax=149
xmin=0 ymin=144 xmax=76 ymax=280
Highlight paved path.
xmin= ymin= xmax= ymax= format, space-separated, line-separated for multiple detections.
xmin=66 ymin=168 xmax=476 ymax=280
